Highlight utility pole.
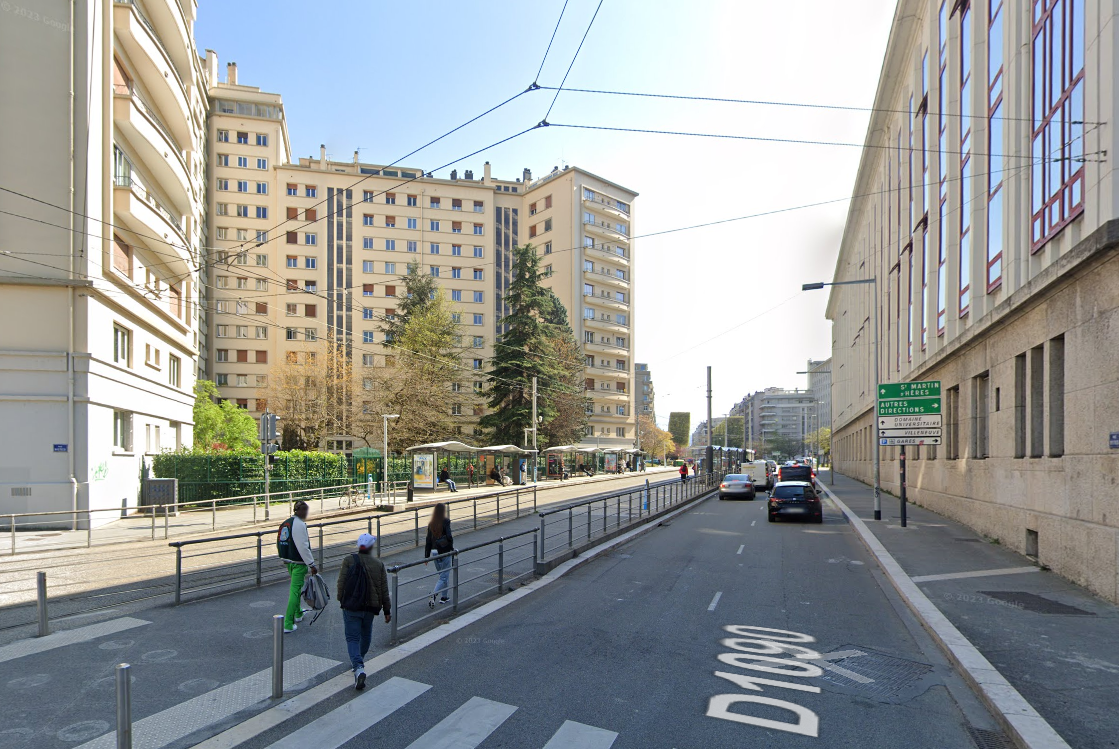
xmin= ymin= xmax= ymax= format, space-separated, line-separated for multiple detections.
xmin=705 ymin=366 xmax=713 ymax=477
xmin=531 ymin=376 xmax=538 ymax=482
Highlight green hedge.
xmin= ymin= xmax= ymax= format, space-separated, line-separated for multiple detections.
xmin=153 ymin=449 xmax=352 ymax=504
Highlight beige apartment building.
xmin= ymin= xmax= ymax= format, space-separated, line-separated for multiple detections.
xmin=826 ymin=0 xmax=1119 ymax=602
xmin=206 ymin=61 xmax=638 ymax=450
xmin=0 ymin=0 xmax=209 ymax=521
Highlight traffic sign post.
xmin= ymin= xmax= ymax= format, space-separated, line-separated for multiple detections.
xmin=877 ymin=382 xmax=941 ymax=529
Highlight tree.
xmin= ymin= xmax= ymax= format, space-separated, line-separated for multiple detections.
xmin=482 ymin=244 xmax=584 ymax=446
xmin=538 ymin=289 xmax=590 ymax=447
xmin=259 ymin=340 xmax=348 ymax=450
xmin=192 ymin=380 xmax=260 ymax=452
xmin=637 ymin=415 xmax=674 ymax=459
xmin=381 ymin=263 xmax=439 ymax=343
xmin=668 ymin=412 xmax=691 ymax=447
xmin=711 ymin=416 xmax=745 ymax=448
xmin=807 ymin=426 xmax=831 ymax=459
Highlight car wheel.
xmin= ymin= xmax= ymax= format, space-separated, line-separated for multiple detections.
xmin=767 ymin=512 xmax=776 ymax=523
xmin=812 ymin=514 xmax=823 ymax=524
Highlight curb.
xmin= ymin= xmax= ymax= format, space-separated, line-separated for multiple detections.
xmin=817 ymin=480 xmax=1071 ymax=749
xmin=194 ymin=483 xmax=716 ymax=749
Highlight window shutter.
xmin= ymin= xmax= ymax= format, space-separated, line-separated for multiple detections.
xmin=545 ymin=195 xmax=552 ymax=209
xmin=385 ymin=285 xmax=396 ymax=297
xmin=255 ymin=302 xmax=267 ymax=314
xmin=305 ymin=304 xmax=317 ymax=318
xmin=286 ymin=231 xmax=297 ymax=244
xmin=287 ymin=207 xmax=298 ymax=219
xmin=305 ymin=209 xmax=316 ymax=221
xmin=237 ymin=350 xmax=248 ymax=362
xmin=256 ymin=350 xmax=268 ymax=363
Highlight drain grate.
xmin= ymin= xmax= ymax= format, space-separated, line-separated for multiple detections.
xmin=979 ymin=591 xmax=1095 ymax=616
xmin=967 ymin=727 xmax=1014 ymax=749
xmin=818 ymin=646 xmax=933 ymax=700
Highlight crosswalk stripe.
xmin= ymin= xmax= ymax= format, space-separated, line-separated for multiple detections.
xmin=264 ymin=677 xmax=430 ymax=749
xmin=403 ymin=695 xmax=517 ymax=749
xmin=76 ymin=654 xmax=339 ymax=749
xmin=0 ymin=617 xmax=150 ymax=664
xmin=542 ymin=720 xmax=618 ymax=748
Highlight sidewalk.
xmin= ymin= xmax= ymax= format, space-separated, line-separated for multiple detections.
xmin=822 ymin=471 xmax=1119 ymax=749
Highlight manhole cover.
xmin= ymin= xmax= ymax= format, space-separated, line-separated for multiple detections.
xmin=967 ymin=726 xmax=1014 ymax=749
xmin=818 ymin=647 xmax=933 ymax=700
xmin=979 ymin=591 xmax=1095 ymax=616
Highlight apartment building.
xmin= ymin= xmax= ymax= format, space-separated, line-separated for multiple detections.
xmin=0 ymin=0 xmax=209 ymax=521
xmin=806 ymin=358 xmax=832 ymax=435
xmin=635 ymin=363 xmax=655 ymax=422
xmin=737 ymin=388 xmax=819 ymax=458
xmin=826 ymin=0 xmax=1119 ymax=602
xmin=207 ymin=63 xmax=638 ymax=449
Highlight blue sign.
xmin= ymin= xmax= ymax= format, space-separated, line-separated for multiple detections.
xmin=1110 ymin=432 xmax=1119 ymax=449
xmin=53 ymin=444 xmax=67 ymax=452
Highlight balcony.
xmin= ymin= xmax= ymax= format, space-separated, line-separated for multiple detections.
xmin=587 ymin=389 xmax=629 ymax=402
xmin=583 ymin=290 xmax=628 ymax=312
xmin=585 ymin=363 xmax=630 ymax=379
xmin=582 ymin=194 xmax=630 ymax=218
xmin=113 ymin=86 xmax=190 ymax=212
xmin=583 ymin=266 xmax=629 ymax=289
xmin=113 ymin=172 xmax=192 ymax=274
xmin=113 ymin=0 xmax=191 ymax=146
xmin=130 ymin=0 xmax=193 ymax=81
xmin=583 ymin=339 xmax=628 ymax=355
xmin=586 ymin=242 xmax=630 ymax=265
xmin=583 ymin=313 xmax=628 ymax=334
xmin=583 ymin=218 xmax=630 ymax=244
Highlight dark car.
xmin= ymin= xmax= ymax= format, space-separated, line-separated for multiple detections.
xmin=777 ymin=463 xmax=815 ymax=486
xmin=718 ymin=474 xmax=756 ymax=501
xmin=767 ymin=481 xmax=823 ymax=523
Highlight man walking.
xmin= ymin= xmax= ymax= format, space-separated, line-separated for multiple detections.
xmin=337 ymin=533 xmax=390 ymax=690
xmin=277 ymin=501 xmax=317 ymax=633
xmin=467 ymin=462 xmax=475 ymax=488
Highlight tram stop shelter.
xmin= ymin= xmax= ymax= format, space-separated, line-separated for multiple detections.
xmin=405 ymin=441 xmax=479 ymax=494
xmin=476 ymin=445 xmax=538 ymax=486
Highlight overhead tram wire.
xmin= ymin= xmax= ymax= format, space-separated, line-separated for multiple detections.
xmin=536 ymin=84 xmax=1105 ymax=126
xmin=535 ymin=0 xmax=570 ymax=83
xmin=541 ymin=0 xmax=604 ymax=122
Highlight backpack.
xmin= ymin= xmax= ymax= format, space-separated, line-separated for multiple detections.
xmin=300 ymin=572 xmax=331 ymax=625
xmin=340 ymin=553 xmax=370 ymax=611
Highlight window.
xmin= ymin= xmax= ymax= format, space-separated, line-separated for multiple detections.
xmin=451 ymin=267 xmax=462 ymax=279
xmin=1013 ymin=353 xmax=1026 ymax=458
xmin=235 ymin=326 xmax=248 ymax=338
xmin=256 ymin=206 xmax=268 ymax=219
xmin=216 ymin=349 xmax=229 ymax=362
xmin=616 ymin=314 xmax=627 ymax=325
xmin=544 ymin=264 xmax=553 ymax=277
xmin=305 ymin=328 xmax=317 ymax=342
xmin=363 ymin=215 xmax=374 ymax=227
xmin=473 ymin=359 xmax=483 ymax=370
xmin=430 ymin=198 xmax=440 ymax=209
xmin=958 ymin=2 xmax=973 ymax=316
xmin=584 ymin=283 xmax=594 ymax=296
xmin=287 ymin=256 xmax=298 ymax=268
xmin=584 ymin=260 xmax=594 ymax=272
xmin=544 ymin=218 xmax=552 ymax=233
xmin=361 ymin=260 xmax=374 ymax=273
xmin=216 ymin=325 xmax=229 ymax=338
xmin=255 ymin=301 xmax=267 ymax=315
xmin=473 ymin=291 xmax=483 ymax=303
xmin=1049 ymin=336 xmax=1065 ymax=457
xmin=385 ymin=216 xmax=396 ymax=228
xmin=972 ymin=371 xmax=990 ymax=459
xmin=255 ymin=254 xmax=268 ymax=267
xmin=363 ymin=331 xmax=374 ymax=343
xmin=473 ymin=336 xmax=484 ymax=348
xmin=407 ymin=195 xmax=418 ymax=207
xmin=306 ymin=186 xmax=317 ymax=197
xmin=473 ymin=269 xmax=483 ymax=280
xmin=254 ymin=133 xmax=268 ymax=147
xmin=473 ymin=314 xmax=483 ymax=325
xmin=362 ymin=237 xmax=374 ymax=250
xmin=235 ymin=205 xmax=249 ymax=218
xmin=430 ymin=266 xmax=440 ymax=277
xmin=385 ymin=285 xmax=396 ymax=297
xmin=286 ymin=231 xmax=298 ymax=245
xmin=113 ymin=410 xmax=133 ymax=451
xmin=529 ymin=224 xmax=537 ymax=239
xmin=257 ymin=158 xmax=267 ymax=170
xmin=236 ymin=180 xmax=248 ymax=193
xmin=216 ymin=203 xmax=229 ymax=217
xmin=385 ymin=193 xmax=396 ymax=205
xmin=363 ymin=191 xmax=375 ymax=203
xmin=448 ymin=245 xmax=461 ymax=257
xmin=112 ymin=235 xmax=132 ymax=278
xmin=217 ymin=130 xmax=229 ymax=143
xmin=217 ymin=179 xmax=229 ymax=191
xmin=583 ymin=307 xmax=595 ymax=320
xmin=305 ymin=234 xmax=317 ymax=246
xmin=430 ymin=243 xmax=440 ymax=254
xmin=363 ymin=354 xmax=375 ymax=366
xmin=451 ymin=290 xmax=462 ymax=302
xmin=362 ymin=284 xmax=375 ymax=297
xmin=386 ymin=239 xmax=396 ymax=251
xmin=305 ymin=304 xmax=317 ymax=318
xmin=544 ymin=242 xmax=553 ymax=254
xmin=430 ymin=220 xmax=440 ymax=232
xmin=304 ymin=281 xmax=317 ymax=292
xmin=287 ymin=183 xmax=297 ymax=196
xmin=473 ymin=224 xmax=483 ymax=235
xmin=255 ymin=326 xmax=268 ymax=339
xmin=256 ymin=182 xmax=268 ymax=195
xmin=256 ymin=231 xmax=268 ymax=243
xmin=407 ymin=218 xmax=418 ymax=230
xmin=473 ymin=246 xmax=483 ymax=258
xmin=1031 ymin=0 xmax=1085 ymax=248
xmin=237 ymin=156 xmax=248 ymax=168
xmin=113 ymin=325 xmax=131 ymax=366
xmin=385 ymin=262 xmax=396 ymax=274
xmin=257 ymin=279 xmax=268 ymax=291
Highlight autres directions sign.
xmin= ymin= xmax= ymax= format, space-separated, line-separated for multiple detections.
xmin=877 ymin=381 xmax=942 ymax=444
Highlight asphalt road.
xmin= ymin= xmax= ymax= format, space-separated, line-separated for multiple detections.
xmin=225 ymin=490 xmax=1003 ymax=748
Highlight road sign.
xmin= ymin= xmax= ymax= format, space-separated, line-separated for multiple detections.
xmin=1111 ymin=432 xmax=1119 ymax=449
xmin=878 ymin=381 xmax=940 ymax=399
xmin=880 ymin=437 xmax=942 ymax=446
xmin=877 ymin=397 xmax=942 ymax=416
xmin=879 ymin=428 xmax=942 ymax=438
xmin=878 ymin=415 xmax=942 ymax=429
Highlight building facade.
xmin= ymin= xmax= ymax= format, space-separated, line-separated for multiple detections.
xmin=0 ymin=0 xmax=209 ymax=521
xmin=635 ymin=363 xmax=655 ymax=422
xmin=207 ymin=63 xmax=638 ymax=450
xmin=826 ymin=0 xmax=1119 ymax=602
xmin=806 ymin=358 xmax=832 ymax=436
xmin=738 ymin=388 xmax=820 ymax=459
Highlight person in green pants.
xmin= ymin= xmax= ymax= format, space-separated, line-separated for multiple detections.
xmin=276 ymin=501 xmax=317 ymax=632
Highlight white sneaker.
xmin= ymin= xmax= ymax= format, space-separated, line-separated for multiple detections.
xmin=294 ymin=610 xmax=306 ymax=623
xmin=283 ymin=624 xmax=298 ymax=633
xmin=355 ymin=669 xmax=366 ymax=690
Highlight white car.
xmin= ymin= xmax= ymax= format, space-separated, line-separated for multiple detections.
xmin=742 ymin=460 xmax=773 ymax=491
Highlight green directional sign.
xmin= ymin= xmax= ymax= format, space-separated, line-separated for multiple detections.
xmin=878 ymin=381 xmax=941 ymax=399
xmin=877 ymin=397 xmax=941 ymax=416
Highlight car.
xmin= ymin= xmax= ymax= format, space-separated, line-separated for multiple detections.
xmin=742 ymin=460 xmax=772 ymax=491
xmin=777 ymin=463 xmax=815 ymax=486
xmin=767 ymin=481 xmax=823 ymax=523
xmin=766 ymin=460 xmax=777 ymax=483
xmin=718 ymin=473 xmax=756 ymax=501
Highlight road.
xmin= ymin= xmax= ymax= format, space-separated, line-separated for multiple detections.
xmin=0 ymin=484 xmax=1009 ymax=748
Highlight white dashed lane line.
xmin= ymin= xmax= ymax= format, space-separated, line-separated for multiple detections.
xmin=708 ymin=592 xmax=723 ymax=612
xmin=736 ymin=545 xmax=745 ymax=555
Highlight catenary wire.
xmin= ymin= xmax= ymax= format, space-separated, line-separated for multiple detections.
xmin=535 ymin=0 xmax=570 ymax=83
xmin=542 ymin=0 xmax=604 ymax=122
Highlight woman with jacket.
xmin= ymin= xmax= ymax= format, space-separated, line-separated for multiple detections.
xmin=424 ymin=503 xmax=454 ymax=607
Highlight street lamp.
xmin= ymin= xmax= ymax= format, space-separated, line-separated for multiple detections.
xmin=382 ymin=414 xmax=399 ymax=493
xmin=802 ymin=278 xmax=880 ymax=519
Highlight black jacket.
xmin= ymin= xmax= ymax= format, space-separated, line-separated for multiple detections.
xmin=336 ymin=551 xmax=391 ymax=613
xmin=424 ymin=518 xmax=453 ymax=558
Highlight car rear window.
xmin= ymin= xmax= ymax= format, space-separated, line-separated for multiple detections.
xmin=773 ymin=486 xmax=806 ymax=499
xmin=726 ymin=475 xmax=751 ymax=482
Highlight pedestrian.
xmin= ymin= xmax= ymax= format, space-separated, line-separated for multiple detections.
xmin=519 ymin=459 xmax=527 ymax=484
xmin=679 ymin=463 xmax=688 ymax=483
xmin=424 ymin=503 xmax=453 ymax=607
xmin=438 ymin=465 xmax=458 ymax=492
xmin=467 ymin=462 xmax=475 ymax=488
xmin=489 ymin=464 xmax=502 ymax=485
xmin=692 ymin=463 xmax=699 ymax=477
xmin=277 ymin=500 xmax=317 ymax=633
xmin=337 ymin=533 xmax=391 ymax=690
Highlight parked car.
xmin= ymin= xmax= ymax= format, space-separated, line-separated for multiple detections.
xmin=767 ymin=481 xmax=823 ymax=523
xmin=718 ymin=474 xmax=756 ymax=501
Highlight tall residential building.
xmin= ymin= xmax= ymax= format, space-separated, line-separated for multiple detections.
xmin=0 ymin=0 xmax=209 ymax=521
xmin=826 ymin=0 xmax=1119 ymax=602
xmin=806 ymin=358 xmax=832 ymax=434
xmin=206 ymin=63 xmax=638 ymax=450
xmin=635 ymin=363 xmax=655 ymax=422
xmin=738 ymin=388 xmax=818 ymax=459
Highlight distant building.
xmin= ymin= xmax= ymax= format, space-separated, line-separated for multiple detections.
xmin=635 ymin=363 xmax=655 ymax=422
xmin=806 ymin=358 xmax=832 ymax=434
xmin=736 ymin=388 xmax=818 ymax=459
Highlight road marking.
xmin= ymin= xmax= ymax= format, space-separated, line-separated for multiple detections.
xmin=751 ymin=520 xmax=756 ymax=527
xmin=77 ymin=654 xmax=338 ymax=749
xmin=542 ymin=720 xmax=618 ymax=748
xmin=910 ymin=566 xmax=1039 ymax=583
xmin=803 ymin=649 xmax=874 ymax=684
xmin=708 ymin=592 xmax=723 ymax=611
xmin=0 ymin=617 xmax=150 ymax=665
xmin=265 ymin=677 xmax=429 ymax=749
xmin=736 ymin=545 xmax=745 ymax=555
xmin=404 ymin=695 xmax=517 ymax=748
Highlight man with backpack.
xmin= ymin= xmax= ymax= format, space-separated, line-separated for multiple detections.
xmin=277 ymin=501 xmax=317 ymax=633
xmin=337 ymin=533 xmax=391 ymax=690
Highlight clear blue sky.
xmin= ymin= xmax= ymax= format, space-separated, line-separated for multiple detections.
xmin=196 ymin=0 xmax=896 ymax=431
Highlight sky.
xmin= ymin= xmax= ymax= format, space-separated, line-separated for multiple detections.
xmin=196 ymin=0 xmax=897 ymax=431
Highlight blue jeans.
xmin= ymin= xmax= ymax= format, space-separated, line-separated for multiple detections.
xmin=433 ymin=555 xmax=452 ymax=599
xmin=342 ymin=609 xmax=376 ymax=672
xmin=443 ymin=478 xmax=457 ymax=492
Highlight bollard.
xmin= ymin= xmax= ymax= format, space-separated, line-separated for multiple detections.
xmin=271 ymin=615 xmax=284 ymax=699
xmin=413 ymin=510 xmax=419 ymax=547
xmin=163 ymin=504 xmax=169 ymax=540
xmin=318 ymin=526 xmax=324 ymax=566
xmin=617 ymin=495 xmax=621 ymax=529
xmin=533 ymin=484 xmax=537 ymax=512
xmin=533 ymin=531 xmax=539 ymax=567
xmin=389 ymin=573 xmax=399 ymax=642
xmin=367 ymin=517 xmax=373 ymax=536
xmin=496 ymin=495 xmax=501 ymax=523
xmin=497 ymin=539 xmax=504 ymax=594
xmin=645 ymin=479 xmax=650 ymax=512
xmin=451 ymin=553 xmax=460 ymax=612
xmin=538 ymin=515 xmax=546 ymax=562
xmin=151 ymin=508 xmax=156 ymax=540
xmin=255 ymin=535 xmax=263 ymax=587
xmin=515 ymin=489 xmax=520 ymax=518
xmin=174 ymin=545 xmax=182 ymax=605
xmin=211 ymin=499 xmax=216 ymax=531
xmin=376 ymin=518 xmax=382 ymax=557
xmin=473 ymin=500 xmax=477 ymax=530
xmin=9 ymin=513 xmax=15 ymax=555
xmin=36 ymin=572 xmax=49 ymax=637
xmin=629 ymin=493 xmax=633 ymax=522
xmin=603 ymin=499 xmax=607 ymax=534
xmin=116 ymin=663 xmax=132 ymax=749
xmin=87 ymin=514 xmax=92 ymax=548
xmin=568 ymin=508 xmax=573 ymax=548
xmin=587 ymin=505 xmax=592 ymax=541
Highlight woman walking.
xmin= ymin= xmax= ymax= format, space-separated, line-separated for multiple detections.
xmin=424 ymin=503 xmax=454 ymax=607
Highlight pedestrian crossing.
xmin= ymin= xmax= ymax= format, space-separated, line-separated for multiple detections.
xmin=262 ymin=675 xmax=617 ymax=749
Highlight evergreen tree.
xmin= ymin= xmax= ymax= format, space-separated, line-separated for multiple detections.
xmin=539 ymin=289 xmax=590 ymax=447
xmin=381 ymin=262 xmax=439 ymax=343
